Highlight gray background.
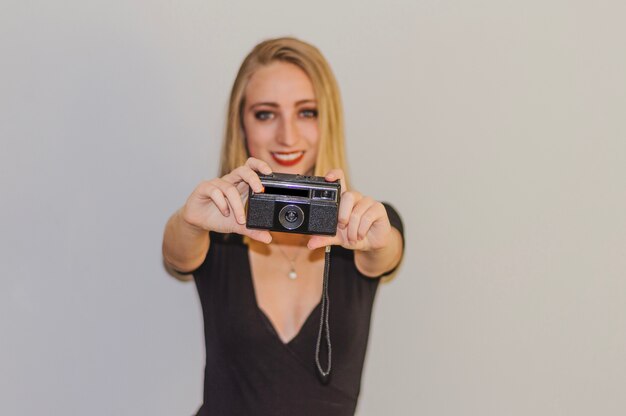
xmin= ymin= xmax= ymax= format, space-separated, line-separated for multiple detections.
xmin=1 ymin=1 xmax=625 ymax=415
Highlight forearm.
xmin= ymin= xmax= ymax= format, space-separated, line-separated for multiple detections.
xmin=354 ymin=227 xmax=403 ymax=278
xmin=162 ymin=208 xmax=209 ymax=273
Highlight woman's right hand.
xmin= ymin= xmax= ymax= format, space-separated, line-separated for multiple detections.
xmin=180 ymin=157 xmax=273 ymax=244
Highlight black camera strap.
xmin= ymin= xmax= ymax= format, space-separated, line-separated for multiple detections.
xmin=315 ymin=245 xmax=332 ymax=384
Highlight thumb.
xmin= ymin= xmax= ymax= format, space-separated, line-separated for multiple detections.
xmin=307 ymin=235 xmax=339 ymax=250
xmin=239 ymin=226 xmax=272 ymax=244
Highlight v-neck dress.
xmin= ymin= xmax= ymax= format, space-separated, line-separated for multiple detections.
xmin=191 ymin=203 xmax=403 ymax=416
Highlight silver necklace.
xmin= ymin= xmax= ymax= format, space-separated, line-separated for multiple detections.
xmin=274 ymin=240 xmax=305 ymax=280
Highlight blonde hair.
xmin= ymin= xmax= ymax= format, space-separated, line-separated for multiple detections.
xmin=219 ymin=37 xmax=350 ymax=188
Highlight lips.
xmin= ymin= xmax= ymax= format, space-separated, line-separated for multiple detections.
xmin=271 ymin=151 xmax=305 ymax=167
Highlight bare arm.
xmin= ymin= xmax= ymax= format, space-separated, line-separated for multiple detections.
xmin=162 ymin=208 xmax=209 ymax=281
xmin=306 ymin=169 xmax=404 ymax=279
xmin=161 ymin=158 xmax=273 ymax=282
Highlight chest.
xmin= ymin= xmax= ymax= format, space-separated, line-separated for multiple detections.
xmin=248 ymin=248 xmax=325 ymax=344
xmin=195 ymin=238 xmax=383 ymax=406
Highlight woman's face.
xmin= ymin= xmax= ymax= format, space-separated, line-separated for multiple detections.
xmin=242 ymin=61 xmax=319 ymax=176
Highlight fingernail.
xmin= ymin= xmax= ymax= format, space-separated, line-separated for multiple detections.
xmin=239 ymin=215 xmax=246 ymax=223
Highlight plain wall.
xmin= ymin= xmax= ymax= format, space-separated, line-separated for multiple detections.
xmin=1 ymin=1 xmax=625 ymax=415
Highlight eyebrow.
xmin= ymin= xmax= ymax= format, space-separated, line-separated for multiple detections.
xmin=249 ymin=99 xmax=317 ymax=109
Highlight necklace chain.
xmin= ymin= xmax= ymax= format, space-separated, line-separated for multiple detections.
xmin=273 ymin=237 xmax=306 ymax=280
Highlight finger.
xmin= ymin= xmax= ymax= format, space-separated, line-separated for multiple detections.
xmin=356 ymin=200 xmax=383 ymax=241
xmin=213 ymin=179 xmax=247 ymax=225
xmin=206 ymin=185 xmax=231 ymax=217
xmin=245 ymin=157 xmax=273 ymax=175
xmin=324 ymin=168 xmax=347 ymax=194
xmin=232 ymin=222 xmax=272 ymax=244
xmin=348 ymin=197 xmax=375 ymax=244
xmin=223 ymin=165 xmax=264 ymax=194
xmin=239 ymin=226 xmax=273 ymax=244
xmin=236 ymin=180 xmax=249 ymax=195
xmin=195 ymin=180 xmax=231 ymax=217
xmin=337 ymin=191 xmax=360 ymax=230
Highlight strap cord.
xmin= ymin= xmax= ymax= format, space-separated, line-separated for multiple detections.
xmin=315 ymin=245 xmax=332 ymax=384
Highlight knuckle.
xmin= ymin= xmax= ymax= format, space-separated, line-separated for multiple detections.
xmin=203 ymin=178 xmax=216 ymax=187
xmin=242 ymin=166 xmax=256 ymax=178
xmin=225 ymin=185 xmax=239 ymax=197
xmin=361 ymin=211 xmax=375 ymax=223
xmin=201 ymin=182 xmax=217 ymax=194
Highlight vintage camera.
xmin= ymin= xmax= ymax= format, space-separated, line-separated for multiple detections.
xmin=246 ymin=173 xmax=341 ymax=235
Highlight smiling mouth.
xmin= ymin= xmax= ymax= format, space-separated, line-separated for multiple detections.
xmin=271 ymin=151 xmax=305 ymax=166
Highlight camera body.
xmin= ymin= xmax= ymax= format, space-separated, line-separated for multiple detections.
xmin=246 ymin=173 xmax=341 ymax=235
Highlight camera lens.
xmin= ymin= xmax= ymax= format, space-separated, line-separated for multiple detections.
xmin=278 ymin=205 xmax=305 ymax=230
xmin=285 ymin=210 xmax=298 ymax=223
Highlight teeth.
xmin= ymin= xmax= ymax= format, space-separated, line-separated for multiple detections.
xmin=272 ymin=151 xmax=304 ymax=161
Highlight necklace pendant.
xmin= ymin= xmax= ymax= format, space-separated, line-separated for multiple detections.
xmin=288 ymin=269 xmax=298 ymax=280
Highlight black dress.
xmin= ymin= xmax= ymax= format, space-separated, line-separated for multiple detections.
xmin=190 ymin=204 xmax=403 ymax=416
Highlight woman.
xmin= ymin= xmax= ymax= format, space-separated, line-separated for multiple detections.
xmin=162 ymin=37 xmax=404 ymax=416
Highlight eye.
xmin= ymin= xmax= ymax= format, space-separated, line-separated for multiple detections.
xmin=254 ymin=111 xmax=274 ymax=121
xmin=299 ymin=108 xmax=318 ymax=119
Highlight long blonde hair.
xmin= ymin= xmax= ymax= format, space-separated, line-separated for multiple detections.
xmin=219 ymin=37 xmax=350 ymax=188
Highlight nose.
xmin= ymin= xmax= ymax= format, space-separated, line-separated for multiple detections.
xmin=276 ymin=116 xmax=299 ymax=146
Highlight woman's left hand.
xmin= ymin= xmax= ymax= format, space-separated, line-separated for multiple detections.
xmin=307 ymin=169 xmax=392 ymax=252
